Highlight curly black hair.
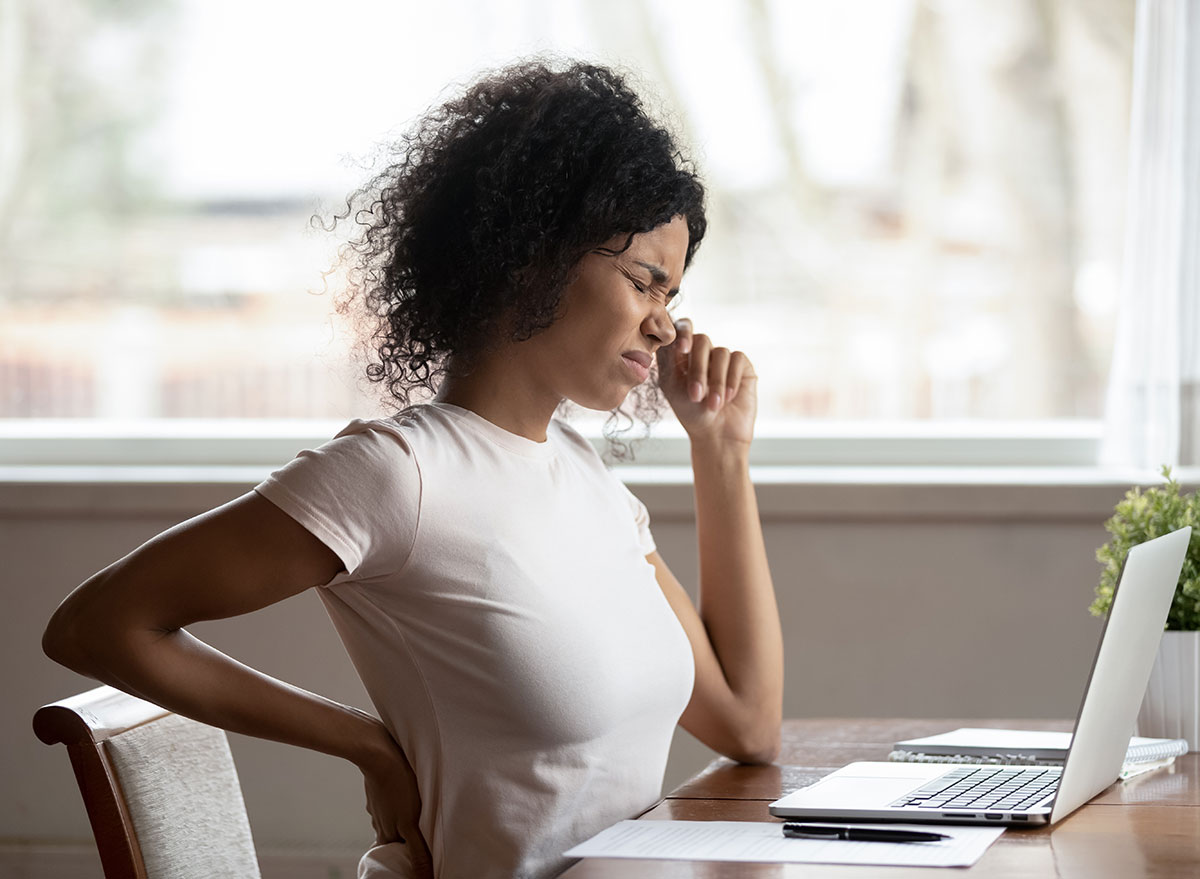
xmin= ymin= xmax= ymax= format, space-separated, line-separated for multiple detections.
xmin=333 ymin=58 xmax=706 ymax=455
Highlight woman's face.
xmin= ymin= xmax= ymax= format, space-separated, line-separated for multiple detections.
xmin=522 ymin=215 xmax=689 ymax=412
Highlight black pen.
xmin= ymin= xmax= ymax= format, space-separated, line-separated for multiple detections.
xmin=782 ymin=823 xmax=950 ymax=843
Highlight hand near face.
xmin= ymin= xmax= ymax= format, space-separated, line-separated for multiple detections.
xmin=656 ymin=319 xmax=757 ymax=449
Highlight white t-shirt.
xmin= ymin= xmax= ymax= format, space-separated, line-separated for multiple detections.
xmin=255 ymin=402 xmax=695 ymax=879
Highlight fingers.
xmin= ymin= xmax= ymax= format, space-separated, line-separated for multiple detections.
xmin=683 ymin=334 xmax=738 ymax=411
xmin=657 ymin=318 xmax=693 ymax=384
xmin=674 ymin=318 xmax=693 ymax=354
xmin=695 ymin=343 xmax=728 ymax=410
xmin=409 ymin=830 xmax=435 ymax=879
xmin=725 ymin=351 xmax=753 ymax=403
xmin=363 ymin=760 xmax=422 ymax=850
xmin=658 ymin=320 xmax=754 ymax=413
xmin=373 ymin=817 xmax=421 ymax=847
xmin=370 ymin=811 xmax=408 ymax=846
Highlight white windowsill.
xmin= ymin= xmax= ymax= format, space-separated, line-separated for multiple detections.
xmin=2 ymin=418 xmax=1191 ymax=519
xmin=0 ymin=417 xmax=1107 ymax=467
xmin=3 ymin=464 xmax=1194 ymax=521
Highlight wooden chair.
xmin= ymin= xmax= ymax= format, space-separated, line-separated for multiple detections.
xmin=33 ymin=685 xmax=261 ymax=879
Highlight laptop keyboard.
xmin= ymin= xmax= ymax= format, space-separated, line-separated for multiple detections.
xmin=890 ymin=766 xmax=1062 ymax=811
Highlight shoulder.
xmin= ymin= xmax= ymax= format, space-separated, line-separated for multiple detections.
xmin=254 ymin=416 xmax=429 ymax=581
xmin=548 ymin=418 xmax=656 ymax=547
xmin=547 ymin=417 xmax=637 ymax=499
xmin=330 ymin=417 xmax=413 ymax=452
xmin=329 ymin=404 xmax=460 ymax=459
xmin=259 ymin=414 xmax=429 ymax=505
xmin=548 ymin=417 xmax=603 ymax=462
xmin=271 ymin=417 xmax=418 ymax=484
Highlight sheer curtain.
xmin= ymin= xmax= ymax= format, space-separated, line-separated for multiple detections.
xmin=1102 ymin=0 xmax=1200 ymax=469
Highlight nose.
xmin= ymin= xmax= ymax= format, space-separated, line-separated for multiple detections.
xmin=643 ymin=306 xmax=677 ymax=348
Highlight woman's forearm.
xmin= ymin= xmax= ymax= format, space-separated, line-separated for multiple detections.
xmin=44 ymin=572 xmax=394 ymax=772
xmin=690 ymin=439 xmax=784 ymax=751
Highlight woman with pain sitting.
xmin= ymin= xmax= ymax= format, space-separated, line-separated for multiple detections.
xmin=43 ymin=59 xmax=783 ymax=879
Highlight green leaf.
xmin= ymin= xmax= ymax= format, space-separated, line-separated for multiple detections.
xmin=1092 ymin=466 xmax=1200 ymax=629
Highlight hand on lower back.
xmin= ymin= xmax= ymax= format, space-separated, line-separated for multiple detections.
xmin=360 ymin=728 xmax=433 ymax=878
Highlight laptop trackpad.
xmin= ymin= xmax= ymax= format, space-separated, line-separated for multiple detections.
xmin=787 ymin=776 xmax=915 ymax=808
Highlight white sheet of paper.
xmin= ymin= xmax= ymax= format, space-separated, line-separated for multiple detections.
xmin=564 ymin=820 xmax=1005 ymax=868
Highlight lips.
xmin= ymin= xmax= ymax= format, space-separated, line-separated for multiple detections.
xmin=621 ymin=350 xmax=653 ymax=382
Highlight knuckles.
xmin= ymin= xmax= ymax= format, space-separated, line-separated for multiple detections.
xmin=663 ymin=326 xmax=755 ymax=383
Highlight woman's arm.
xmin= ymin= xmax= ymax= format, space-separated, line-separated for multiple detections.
xmin=42 ymin=492 xmax=429 ymax=861
xmin=653 ymin=320 xmax=784 ymax=764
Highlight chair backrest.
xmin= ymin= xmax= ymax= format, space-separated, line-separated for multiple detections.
xmin=34 ymin=685 xmax=261 ymax=879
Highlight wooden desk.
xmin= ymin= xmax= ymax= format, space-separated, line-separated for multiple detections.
xmin=561 ymin=719 xmax=1200 ymax=877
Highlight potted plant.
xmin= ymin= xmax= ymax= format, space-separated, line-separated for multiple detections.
xmin=1091 ymin=466 xmax=1200 ymax=750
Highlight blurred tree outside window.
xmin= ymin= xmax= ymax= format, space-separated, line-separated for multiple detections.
xmin=0 ymin=0 xmax=1134 ymax=428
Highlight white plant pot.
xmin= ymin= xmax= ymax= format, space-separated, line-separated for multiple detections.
xmin=1136 ymin=630 xmax=1200 ymax=751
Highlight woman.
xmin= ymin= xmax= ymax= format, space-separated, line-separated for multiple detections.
xmin=43 ymin=60 xmax=783 ymax=879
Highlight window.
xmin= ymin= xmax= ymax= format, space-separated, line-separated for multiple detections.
xmin=0 ymin=0 xmax=1135 ymax=463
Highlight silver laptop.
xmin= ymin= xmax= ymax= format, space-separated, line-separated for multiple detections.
xmin=770 ymin=526 xmax=1191 ymax=827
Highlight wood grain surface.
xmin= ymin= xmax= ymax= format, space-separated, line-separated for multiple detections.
xmin=561 ymin=718 xmax=1199 ymax=877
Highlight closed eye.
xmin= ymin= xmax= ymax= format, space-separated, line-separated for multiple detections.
xmin=628 ymin=274 xmax=679 ymax=308
xmin=628 ymin=275 xmax=658 ymax=300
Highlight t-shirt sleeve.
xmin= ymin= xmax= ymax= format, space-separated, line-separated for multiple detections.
xmin=254 ymin=420 xmax=421 ymax=587
xmin=615 ymin=479 xmax=656 ymax=556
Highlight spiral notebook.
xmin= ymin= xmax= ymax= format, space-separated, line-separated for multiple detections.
xmin=889 ymin=727 xmax=1188 ymax=769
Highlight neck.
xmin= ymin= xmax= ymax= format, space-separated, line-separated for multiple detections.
xmin=434 ymin=350 xmax=559 ymax=442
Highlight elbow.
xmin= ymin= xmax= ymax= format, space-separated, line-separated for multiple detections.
xmin=723 ymin=708 xmax=782 ymax=765
xmin=702 ymin=692 xmax=784 ymax=765
xmin=44 ymin=564 xmax=169 ymax=682
xmin=43 ymin=586 xmax=120 ymax=676
xmin=731 ymin=727 xmax=781 ymax=766
xmin=44 ymin=580 xmax=169 ymax=681
xmin=43 ymin=599 xmax=90 ymax=672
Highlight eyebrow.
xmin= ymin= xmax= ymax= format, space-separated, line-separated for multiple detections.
xmin=633 ymin=260 xmax=680 ymax=296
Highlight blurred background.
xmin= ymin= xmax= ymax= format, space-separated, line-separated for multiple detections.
xmin=0 ymin=0 xmax=1133 ymax=427
xmin=3 ymin=4 xmax=1166 ymax=874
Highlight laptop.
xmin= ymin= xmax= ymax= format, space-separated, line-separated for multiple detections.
xmin=770 ymin=526 xmax=1191 ymax=827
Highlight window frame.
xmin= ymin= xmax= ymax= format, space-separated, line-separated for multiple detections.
xmin=0 ymin=417 xmax=1104 ymax=470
